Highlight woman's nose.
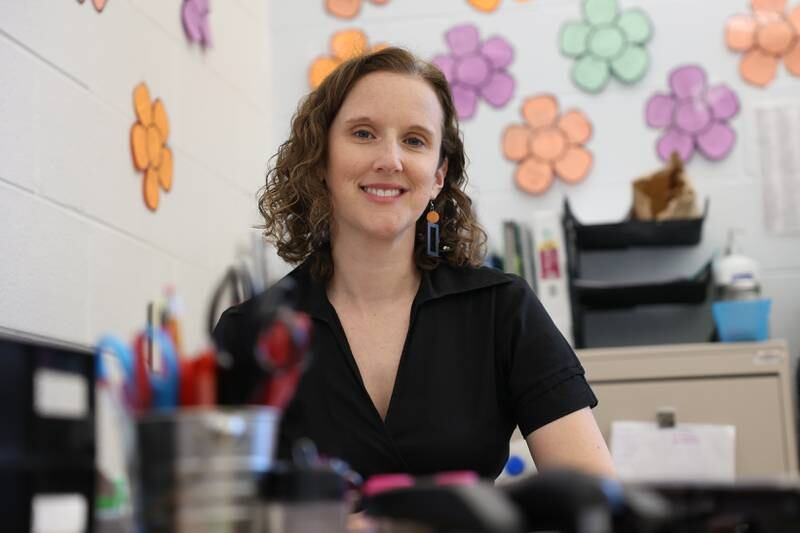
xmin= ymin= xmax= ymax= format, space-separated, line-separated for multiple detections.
xmin=372 ymin=140 xmax=403 ymax=173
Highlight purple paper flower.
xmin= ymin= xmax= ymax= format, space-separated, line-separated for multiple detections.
xmin=182 ymin=0 xmax=212 ymax=47
xmin=645 ymin=65 xmax=740 ymax=163
xmin=432 ymin=24 xmax=515 ymax=120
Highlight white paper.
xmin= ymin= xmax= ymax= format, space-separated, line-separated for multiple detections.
xmin=34 ymin=369 xmax=87 ymax=419
xmin=32 ymin=494 xmax=86 ymax=533
xmin=610 ymin=420 xmax=736 ymax=482
xmin=755 ymin=104 xmax=800 ymax=235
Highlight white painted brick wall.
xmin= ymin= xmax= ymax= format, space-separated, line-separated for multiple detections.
xmin=0 ymin=181 xmax=91 ymax=344
xmin=0 ymin=0 xmax=273 ymax=352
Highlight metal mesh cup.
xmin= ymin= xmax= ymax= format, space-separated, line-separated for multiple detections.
xmin=134 ymin=407 xmax=280 ymax=533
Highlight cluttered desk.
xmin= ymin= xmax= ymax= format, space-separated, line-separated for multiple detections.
xmin=3 ymin=250 xmax=800 ymax=532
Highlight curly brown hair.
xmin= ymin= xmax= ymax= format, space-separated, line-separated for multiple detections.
xmin=258 ymin=46 xmax=487 ymax=280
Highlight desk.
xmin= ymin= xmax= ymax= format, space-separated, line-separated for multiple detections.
xmin=578 ymin=340 xmax=799 ymax=478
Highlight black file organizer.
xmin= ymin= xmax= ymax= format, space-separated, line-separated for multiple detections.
xmin=0 ymin=331 xmax=95 ymax=533
xmin=563 ymin=199 xmax=711 ymax=348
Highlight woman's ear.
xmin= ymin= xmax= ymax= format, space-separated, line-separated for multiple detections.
xmin=433 ymin=158 xmax=448 ymax=195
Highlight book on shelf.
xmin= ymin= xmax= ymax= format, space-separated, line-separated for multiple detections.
xmin=502 ymin=211 xmax=574 ymax=346
xmin=502 ymin=220 xmax=536 ymax=291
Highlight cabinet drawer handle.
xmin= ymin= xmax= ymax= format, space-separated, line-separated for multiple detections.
xmin=753 ymin=350 xmax=784 ymax=365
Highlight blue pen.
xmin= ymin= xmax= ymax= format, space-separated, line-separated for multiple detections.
xmin=96 ymin=335 xmax=136 ymax=409
xmin=96 ymin=328 xmax=180 ymax=413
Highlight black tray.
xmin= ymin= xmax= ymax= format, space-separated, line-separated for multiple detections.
xmin=0 ymin=333 xmax=95 ymax=461
xmin=563 ymin=198 xmax=708 ymax=250
xmin=574 ymin=261 xmax=712 ymax=310
xmin=0 ymin=464 xmax=95 ymax=533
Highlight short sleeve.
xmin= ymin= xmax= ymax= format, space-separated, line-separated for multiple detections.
xmin=496 ymin=276 xmax=597 ymax=437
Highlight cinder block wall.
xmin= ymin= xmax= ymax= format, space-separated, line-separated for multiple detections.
xmin=0 ymin=0 xmax=274 ymax=352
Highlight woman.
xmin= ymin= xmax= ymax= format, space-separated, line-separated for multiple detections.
xmin=214 ymin=47 xmax=615 ymax=480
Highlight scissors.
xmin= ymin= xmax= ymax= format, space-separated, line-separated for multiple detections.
xmin=208 ymin=263 xmax=313 ymax=407
xmin=95 ymin=327 xmax=180 ymax=413
xmin=207 ymin=264 xmax=255 ymax=338
xmin=253 ymin=306 xmax=312 ymax=409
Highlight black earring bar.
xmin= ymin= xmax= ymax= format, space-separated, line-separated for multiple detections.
xmin=426 ymin=221 xmax=439 ymax=257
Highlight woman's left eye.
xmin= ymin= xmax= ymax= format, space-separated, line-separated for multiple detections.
xmin=405 ymin=136 xmax=425 ymax=147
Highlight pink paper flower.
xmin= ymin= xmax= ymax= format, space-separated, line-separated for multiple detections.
xmin=432 ymin=24 xmax=515 ymax=120
xmin=77 ymin=0 xmax=107 ymax=13
xmin=182 ymin=0 xmax=212 ymax=47
xmin=645 ymin=65 xmax=740 ymax=163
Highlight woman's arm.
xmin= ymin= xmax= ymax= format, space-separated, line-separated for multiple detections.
xmin=525 ymin=407 xmax=617 ymax=478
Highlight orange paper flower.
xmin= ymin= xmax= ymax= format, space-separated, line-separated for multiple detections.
xmin=502 ymin=95 xmax=593 ymax=195
xmin=325 ymin=0 xmax=389 ymax=19
xmin=468 ymin=0 xmax=502 ymax=11
xmin=467 ymin=0 xmax=531 ymax=12
xmin=725 ymin=0 xmax=800 ymax=86
xmin=308 ymin=29 xmax=386 ymax=88
xmin=130 ymin=83 xmax=173 ymax=212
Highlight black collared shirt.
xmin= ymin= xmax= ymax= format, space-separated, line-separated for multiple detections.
xmin=213 ymin=260 xmax=597 ymax=480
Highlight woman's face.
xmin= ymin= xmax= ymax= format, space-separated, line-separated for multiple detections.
xmin=326 ymin=71 xmax=447 ymax=247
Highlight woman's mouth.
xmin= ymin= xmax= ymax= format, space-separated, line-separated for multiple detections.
xmin=360 ymin=185 xmax=406 ymax=198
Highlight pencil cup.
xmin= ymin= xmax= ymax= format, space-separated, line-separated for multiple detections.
xmin=134 ymin=407 xmax=280 ymax=533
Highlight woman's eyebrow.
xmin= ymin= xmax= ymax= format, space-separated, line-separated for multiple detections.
xmin=408 ymin=124 xmax=435 ymax=138
xmin=343 ymin=116 xmax=374 ymax=126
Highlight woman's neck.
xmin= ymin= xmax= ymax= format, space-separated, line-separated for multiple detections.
xmin=327 ymin=232 xmax=420 ymax=310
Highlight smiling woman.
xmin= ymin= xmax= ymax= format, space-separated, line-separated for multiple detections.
xmin=325 ymin=71 xmax=448 ymax=248
xmin=259 ymin=47 xmax=485 ymax=281
xmin=214 ymin=47 xmax=614 ymax=488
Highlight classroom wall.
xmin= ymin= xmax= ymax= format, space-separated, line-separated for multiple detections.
xmin=0 ymin=0 xmax=273 ymax=353
xmin=267 ymin=0 xmax=800 ymax=356
xmin=1 ymin=0 xmax=798 ymax=359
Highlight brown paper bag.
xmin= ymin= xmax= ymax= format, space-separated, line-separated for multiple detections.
xmin=632 ymin=152 xmax=700 ymax=221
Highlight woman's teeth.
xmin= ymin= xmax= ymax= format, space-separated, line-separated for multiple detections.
xmin=363 ymin=187 xmax=401 ymax=197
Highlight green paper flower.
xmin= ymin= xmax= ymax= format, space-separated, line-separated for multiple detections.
xmin=559 ymin=0 xmax=653 ymax=93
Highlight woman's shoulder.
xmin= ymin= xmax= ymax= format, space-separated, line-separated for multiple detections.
xmin=439 ymin=262 xmax=529 ymax=286
xmin=423 ymin=262 xmax=531 ymax=302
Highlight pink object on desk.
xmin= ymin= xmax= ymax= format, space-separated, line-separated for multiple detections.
xmin=362 ymin=474 xmax=415 ymax=496
xmin=433 ymin=470 xmax=479 ymax=486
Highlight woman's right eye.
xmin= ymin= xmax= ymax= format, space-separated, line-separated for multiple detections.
xmin=354 ymin=129 xmax=373 ymax=139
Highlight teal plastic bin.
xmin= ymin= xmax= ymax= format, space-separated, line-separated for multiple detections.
xmin=712 ymin=299 xmax=771 ymax=342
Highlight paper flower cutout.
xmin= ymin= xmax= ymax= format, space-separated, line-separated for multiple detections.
xmin=645 ymin=66 xmax=740 ymax=163
xmin=130 ymin=83 xmax=173 ymax=212
xmin=77 ymin=0 xmax=107 ymax=12
xmin=432 ymin=24 xmax=515 ymax=120
xmin=725 ymin=0 xmax=800 ymax=87
xmin=559 ymin=0 xmax=653 ymax=93
xmin=468 ymin=0 xmax=502 ymax=11
xmin=467 ymin=0 xmax=532 ymax=12
xmin=502 ymin=95 xmax=593 ymax=195
xmin=308 ymin=30 xmax=386 ymax=89
xmin=182 ymin=0 xmax=212 ymax=47
xmin=325 ymin=0 xmax=389 ymax=19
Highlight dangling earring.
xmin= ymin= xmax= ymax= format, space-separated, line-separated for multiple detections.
xmin=426 ymin=200 xmax=440 ymax=257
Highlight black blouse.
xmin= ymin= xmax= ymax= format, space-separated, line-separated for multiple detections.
xmin=213 ymin=260 xmax=597 ymax=480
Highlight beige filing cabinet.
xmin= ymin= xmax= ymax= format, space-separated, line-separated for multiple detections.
xmin=577 ymin=340 xmax=799 ymax=479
